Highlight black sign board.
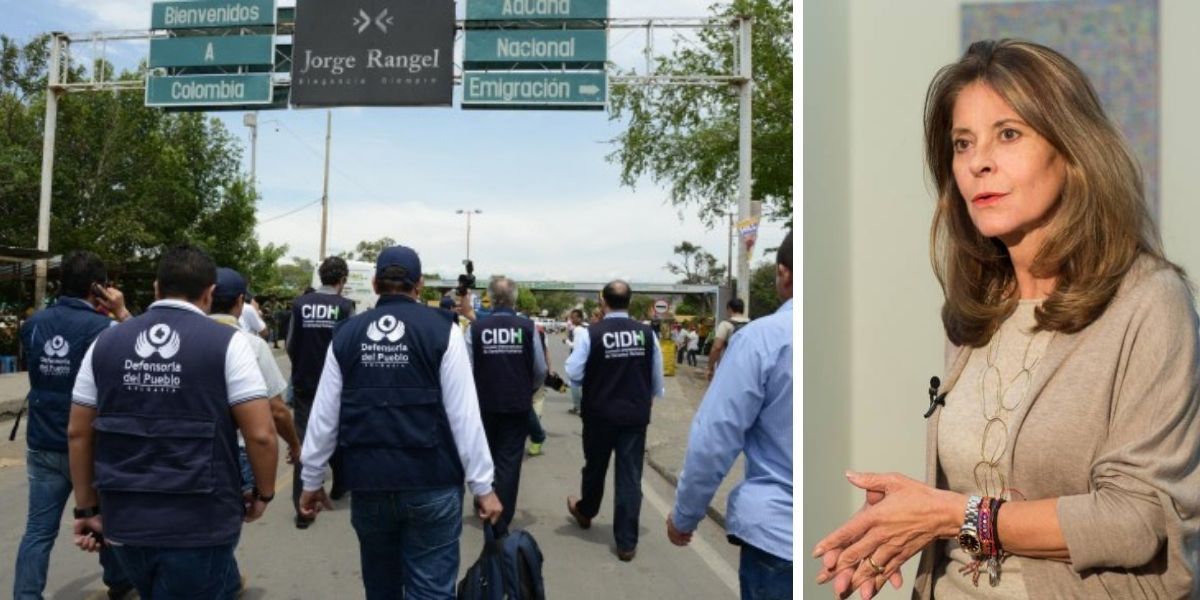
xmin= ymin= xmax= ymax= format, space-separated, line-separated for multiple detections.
xmin=290 ymin=0 xmax=455 ymax=106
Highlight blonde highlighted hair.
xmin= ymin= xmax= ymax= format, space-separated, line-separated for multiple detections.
xmin=925 ymin=39 xmax=1175 ymax=347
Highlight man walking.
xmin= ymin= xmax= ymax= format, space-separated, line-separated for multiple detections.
xmin=565 ymin=309 xmax=586 ymax=415
xmin=287 ymin=256 xmax=354 ymax=527
xmin=298 ymin=245 xmax=501 ymax=599
xmin=14 ymin=251 xmax=134 ymax=600
xmin=465 ymin=277 xmax=546 ymax=531
xmin=685 ymin=324 xmax=700 ymax=367
xmin=666 ymin=232 xmax=793 ymax=600
xmin=565 ymin=280 xmax=664 ymax=562
xmin=706 ymin=298 xmax=751 ymax=380
xmin=67 ymin=245 xmax=278 ymax=598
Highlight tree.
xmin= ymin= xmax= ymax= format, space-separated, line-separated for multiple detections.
xmin=628 ymin=295 xmax=655 ymax=320
xmin=608 ymin=0 xmax=793 ymax=227
xmin=278 ymin=256 xmax=315 ymax=294
xmin=534 ymin=290 xmax=577 ymax=319
xmin=749 ymin=260 xmax=781 ymax=318
xmin=516 ymin=286 xmax=540 ymax=315
xmin=338 ymin=236 xmax=396 ymax=262
xmin=0 ymin=35 xmax=282 ymax=310
xmin=665 ymin=241 xmax=725 ymax=315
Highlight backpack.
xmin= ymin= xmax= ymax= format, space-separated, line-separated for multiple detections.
xmin=457 ymin=522 xmax=546 ymax=600
xmin=728 ymin=319 xmax=751 ymax=342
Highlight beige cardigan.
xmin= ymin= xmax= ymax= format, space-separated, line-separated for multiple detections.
xmin=913 ymin=256 xmax=1200 ymax=599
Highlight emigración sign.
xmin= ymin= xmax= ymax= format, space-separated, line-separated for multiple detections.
xmin=290 ymin=0 xmax=455 ymax=107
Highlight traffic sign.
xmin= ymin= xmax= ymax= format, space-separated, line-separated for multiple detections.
xmin=149 ymin=35 xmax=275 ymax=69
xmin=290 ymin=0 xmax=455 ymax=107
xmin=462 ymin=71 xmax=606 ymax=110
xmin=152 ymin=0 xmax=276 ymax=30
xmin=464 ymin=29 xmax=606 ymax=70
xmin=466 ymin=0 xmax=608 ymax=21
xmin=654 ymin=300 xmax=669 ymax=315
xmin=145 ymin=74 xmax=274 ymax=107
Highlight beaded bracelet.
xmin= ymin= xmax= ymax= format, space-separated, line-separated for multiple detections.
xmin=978 ymin=496 xmax=995 ymax=559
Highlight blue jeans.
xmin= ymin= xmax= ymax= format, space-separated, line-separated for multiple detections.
xmin=111 ymin=542 xmax=240 ymax=599
xmin=14 ymin=448 xmax=129 ymax=599
xmin=351 ymin=487 xmax=463 ymax=599
xmin=739 ymin=543 xmax=793 ymax=600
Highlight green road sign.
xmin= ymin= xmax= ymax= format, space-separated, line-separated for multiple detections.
xmin=145 ymin=74 xmax=274 ymax=107
xmin=462 ymin=71 xmax=605 ymax=110
xmin=152 ymin=0 xmax=276 ymax=30
xmin=464 ymin=30 xmax=606 ymax=69
xmin=163 ymin=83 xmax=290 ymax=112
xmin=465 ymin=0 xmax=607 ymax=21
xmin=150 ymin=35 xmax=274 ymax=68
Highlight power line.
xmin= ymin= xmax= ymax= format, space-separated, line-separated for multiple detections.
xmin=259 ymin=198 xmax=322 ymax=224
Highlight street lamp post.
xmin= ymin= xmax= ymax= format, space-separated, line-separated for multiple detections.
xmin=456 ymin=209 xmax=482 ymax=262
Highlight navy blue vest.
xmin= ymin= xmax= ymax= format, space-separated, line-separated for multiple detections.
xmin=582 ymin=317 xmax=657 ymax=426
xmin=470 ymin=309 xmax=535 ymax=413
xmin=333 ymin=294 xmax=464 ymax=491
xmin=20 ymin=297 xmax=113 ymax=452
xmin=91 ymin=305 xmax=242 ymax=547
xmin=289 ymin=291 xmax=354 ymax=393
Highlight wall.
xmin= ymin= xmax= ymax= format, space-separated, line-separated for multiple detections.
xmin=804 ymin=1 xmax=1200 ymax=598
xmin=801 ymin=0 xmax=852 ymax=597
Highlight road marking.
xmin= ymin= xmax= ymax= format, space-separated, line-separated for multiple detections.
xmin=641 ymin=477 xmax=740 ymax=595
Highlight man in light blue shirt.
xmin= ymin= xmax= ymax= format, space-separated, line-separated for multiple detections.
xmin=667 ymin=232 xmax=793 ymax=600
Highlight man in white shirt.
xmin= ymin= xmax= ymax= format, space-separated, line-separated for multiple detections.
xmin=239 ymin=296 xmax=268 ymax=339
xmin=67 ymin=245 xmax=277 ymax=597
xmin=565 ymin=309 xmax=586 ymax=415
xmin=707 ymin=297 xmax=751 ymax=380
xmin=298 ymin=245 xmax=501 ymax=598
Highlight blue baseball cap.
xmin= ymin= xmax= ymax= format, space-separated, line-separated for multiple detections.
xmin=214 ymin=267 xmax=248 ymax=300
xmin=375 ymin=245 xmax=421 ymax=285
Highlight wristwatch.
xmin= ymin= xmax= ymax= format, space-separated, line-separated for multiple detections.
xmin=957 ymin=495 xmax=984 ymax=558
xmin=73 ymin=505 xmax=101 ymax=519
xmin=252 ymin=488 xmax=275 ymax=504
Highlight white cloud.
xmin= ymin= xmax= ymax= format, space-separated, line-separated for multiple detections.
xmin=256 ymin=190 xmax=788 ymax=284
xmin=54 ymin=0 xmax=151 ymax=31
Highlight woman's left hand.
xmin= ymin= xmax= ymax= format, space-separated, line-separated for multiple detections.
xmin=813 ymin=472 xmax=964 ymax=599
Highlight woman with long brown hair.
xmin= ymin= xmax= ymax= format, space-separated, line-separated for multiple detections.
xmin=813 ymin=39 xmax=1200 ymax=599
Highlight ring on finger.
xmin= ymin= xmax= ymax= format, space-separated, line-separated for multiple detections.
xmin=866 ymin=555 xmax=886 ymax=576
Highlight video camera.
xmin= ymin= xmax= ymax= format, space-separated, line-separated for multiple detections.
xmin=456 ymin=260 xmax=476 ymax=297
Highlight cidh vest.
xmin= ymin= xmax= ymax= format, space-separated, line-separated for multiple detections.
xmin=583 ymin=317 xmax=657 ymax=426
xmin=470 ymin=309 xmax=536 ymax=413
xmin=21 ymin=297 xmax=112 ymax=452
xmin=289 ymin=290 xmax=354 ymax=393
xmin=333 ymin=294 xmax=464 ymax=491
xmin=91 ymin=304 xmax=242 ymax=547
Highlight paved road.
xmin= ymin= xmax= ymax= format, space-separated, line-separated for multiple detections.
xmin=0 ymin=332 xmax=741 ymax=598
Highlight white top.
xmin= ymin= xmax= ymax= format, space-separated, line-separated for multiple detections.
xmin=714 ymin=316 xmax=750 ymax=342
xmin=239 ymin=302 xmax=267 ymax=335
xmin=686 ymin=330 xmax=700 ymax=351
xmin=212 ymin=314 xmax=288 ymax=447
xmin=300 ymin=322 xmax=495 ymax=497
xmin=72 ymin=299 xmax=268 ymax=408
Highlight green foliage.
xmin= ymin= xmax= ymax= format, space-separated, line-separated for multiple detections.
xmin=665 ymin=240 xmax=724 ymax=315
xmin=337 ymin=236 xmax=396 ymax=262
xmin=749 ymin=260 xmax=781 ymax=318
xmin=608 ymin=0 xmax=793 ymax=227
xmin=0 ymin=35 xmax=279 ymax=310
xmin=277 ymin=256 xmax=315 ymax=295
xmin=516 ymin=286 xmax=539 ymax=315
xmin=534 ymin=290 xmax=577 ymax=319
xmin=628 ymin=294 xmax=655 ymax=320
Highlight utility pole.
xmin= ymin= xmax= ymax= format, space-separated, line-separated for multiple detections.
xmin=735 ymin=15 xmax=753 ymax=313
xmin=34 ymin=33 xmax=64 ymax=312
xmin=456 ymin=209 xmax=482 ymax=262
xmin=726 ymin=210 xmax=734 ymax=290
xmin=244 ymin=112 xmax=258 ymax=191
xmin=319 ymin=110 xmax=331 ymax=259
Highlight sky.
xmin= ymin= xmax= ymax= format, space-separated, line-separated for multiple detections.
xmin=2 ymin=0 xmax=790 ymax=284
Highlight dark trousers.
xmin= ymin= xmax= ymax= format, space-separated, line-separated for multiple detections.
xmin=576 ymin=419 xmax=647 ymax=551
xmin=292 ymin=389 xmax=313 ymax=516
xmin=111 ymin=542 xmax=239 ymax=599
xmin=739 ymin=543 xmax=793 ymax=600
xmin=528 ymin=409 xmax=546 ymax=444
xmin=482 ymin=411 xmax=529 ymax=531
xmin=675 ymin=346 xmax=686 ymax=364
xmin=686 ymin=349 xmax=698 ymax=367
